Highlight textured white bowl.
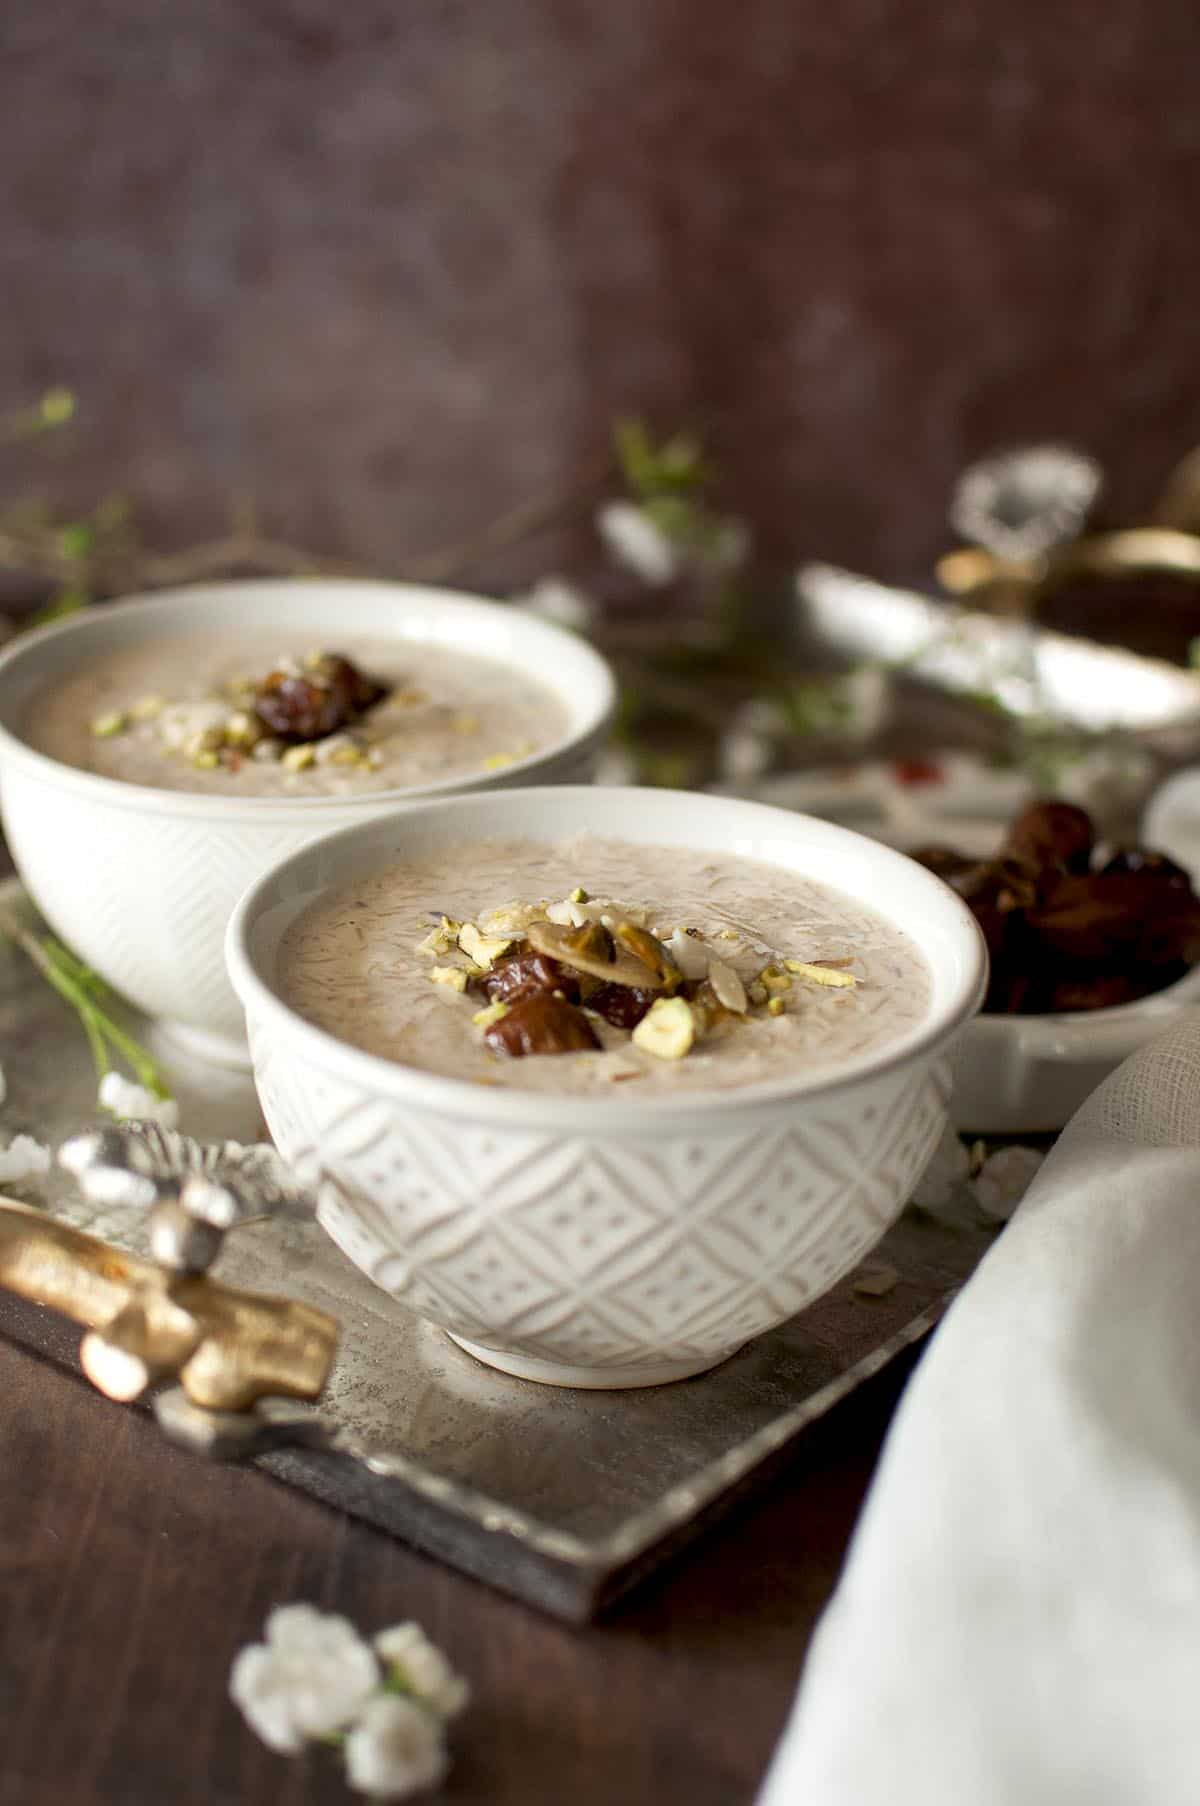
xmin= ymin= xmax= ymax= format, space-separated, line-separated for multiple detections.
xmin=227 ymin=786 xmax=987 ymax=1388
xmin=0 ymin=581 xmax=615 ymax=1064
xmin=948 ymin=965 xmax=1200 ymax=1134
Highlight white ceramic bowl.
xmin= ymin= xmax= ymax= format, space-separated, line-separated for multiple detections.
xmin=0 ymin=580 xmax=616 ymax=1065
xmin=948 ymin=967 xmax=1200 ymax=1134
xmin=730 ymin=780 xmax=1200 ymax=1134
xmin=227 ymin=786 xmax=987 ymax=1389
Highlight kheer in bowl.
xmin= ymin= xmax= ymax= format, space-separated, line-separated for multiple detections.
xmin=227 ymin=786 xmax=987 ymax=1388
xmin=0 ymin=580 xmax=615 ymax=1063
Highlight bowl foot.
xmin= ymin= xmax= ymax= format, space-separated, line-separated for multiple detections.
xmin=447 ymin=1333 xmax=737 ymax=1390
xmin=153 ymin=1019 xmax=253 ymax=1071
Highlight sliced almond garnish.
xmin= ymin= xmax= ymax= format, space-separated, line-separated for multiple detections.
xmin=613 ymin=922 xmax=680 ymax=988
xmin=707 ymin=958 xmax=747 ymax=1013
xmin=665 ymin=927 xmax=709 ymax=982
xmin=526 ymin=918 xmax=670 ymax=989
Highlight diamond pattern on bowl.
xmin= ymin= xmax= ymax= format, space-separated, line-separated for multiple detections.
xmin=254 ymin=1015 xmax=950 ymax=1379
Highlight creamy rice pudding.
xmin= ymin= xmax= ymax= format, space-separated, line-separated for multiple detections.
xmin=25 ymin=632 xmax=568 ymax=796
xmin=280 ymin=835 xmax=931 ymax=1095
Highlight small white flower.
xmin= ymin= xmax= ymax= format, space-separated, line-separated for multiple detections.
xmin=98 ymin=1071 xmax=179 ymax=1129
xmin=515 ymin=575 xmax=595 ymax=633
xmin=375 ymin=1622 xmax=470 ymax=1720
xmin=344 ymin=1694 xmax=448 ymax=1800
xmin=719 ymin=728 xmax=772 ymax=783
xmin=230 ymin=1603 xmax=380 ymax=1755
xmin=971 ymin=1145 xmax=1045 ymax=1221
xmin=910 ymin=1123 xmax=970 ymax=1211
xmin=596 ymin=500 xmax=679 ymax=586
xmin=591 ymin=745 xmax=639 ymax=787
xmin=0 ymin=1134 xmax=52 ymax=1184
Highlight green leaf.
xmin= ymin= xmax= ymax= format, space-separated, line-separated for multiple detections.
xmin=58 ymin=521 xmax=94 ymax=560
xmin=38 ymin=386 xmax=76 ymax=427
xmin=28 ymin=586 xmax=90 ymax=627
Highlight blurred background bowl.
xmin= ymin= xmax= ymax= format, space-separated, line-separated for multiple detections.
xmin=0 ymin=579 xmax=616 ymax=1065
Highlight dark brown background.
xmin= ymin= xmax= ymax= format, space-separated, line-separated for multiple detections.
xmin=4 ymin=0 xmax=1200 ymax=593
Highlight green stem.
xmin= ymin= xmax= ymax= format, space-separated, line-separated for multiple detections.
xmin=1 ymin=914 xmax=172 ymax=1101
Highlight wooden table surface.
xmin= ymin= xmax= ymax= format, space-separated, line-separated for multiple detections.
xmin=0 ymin=1315 xmax=918 ymax=1806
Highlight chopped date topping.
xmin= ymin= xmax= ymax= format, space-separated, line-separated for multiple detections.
xmin=913 ymin=797 xmax=1200 ymax=1015
xmin=253 ymin=653 xmax=389 ymax=744
xmin=483 ymin=992 xmax=600 ymax=1058
xmin=420 ymin=890 xmax=861 ymax=1062
xmin=586 ymin=981 xmax=657 ymax=1029
xmin=1002 ymin=799 xmax=1094 ymax=875
xmin=480 ymin=950 xmax=580 ymax=1005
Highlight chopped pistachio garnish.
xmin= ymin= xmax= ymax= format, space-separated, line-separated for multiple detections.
xmin=471 ymin=1000 xmax=510 ymax=1029
xmin=483 ymin=752 xmax=516 ymax=771
xmin=758 ymin=967 xmax=793 ymax=997
xmin=717 ymin=929 xmax=740 ymax=942
xmin=91 ymin=709 xmax=127 ymax=738
xmin=570 ymin=886 xmax=589 ymax=904
xmin=766 ymin=996 xmax=786 ymax=1017
xmin=429 ymin=965 xmax=469 ymax=993
xmin=632 ymin=996 xmax=697 ymax=1060
xmin=478 ymin=901 xmax=546 ymax=937
xmin=183 ymin=726 xmax=225 ymax=759
xmin=281 ymin=743 xmax=316 ymax=772
xmin=129 ymin=694 xmax=164 ymax=721
xmin=416 ymin=916 xmax=461 ymax=958
xmin=786 ymin=961 xmax=857 ymax=988
xmin=192 ymin=749 xmax=221 ymax=771
xmin=224 ymin=710 xmax=261 ymax=748
xmin=458 ymin=923 xmax=513 ymax=969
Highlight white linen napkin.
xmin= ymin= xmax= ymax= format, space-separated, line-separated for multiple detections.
xmin=758 ymin=1015 xmax=1200 ymax=1806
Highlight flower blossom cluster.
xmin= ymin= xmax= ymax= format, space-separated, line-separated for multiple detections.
xmin=97 ymin=1070 xmax=180 ymax=1128
xmin=230 ymin=1604 xmax=469 ymax=1799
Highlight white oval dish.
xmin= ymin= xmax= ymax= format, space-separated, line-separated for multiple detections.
xmin=947 ymin=966 xmax=1200 ymax=1135
xmin=0 ymin=580 xmax=616 ymax=1065
xmin=723 ymin=775 xmax=1200 ymax=1135
xmin=226 ymin=786 xmax=987 ymax=1389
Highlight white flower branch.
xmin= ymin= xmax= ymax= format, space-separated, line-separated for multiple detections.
xmin=231 ymin=1604 xmax=469 ymax=1799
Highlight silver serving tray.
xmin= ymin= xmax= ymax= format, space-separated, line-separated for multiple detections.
xmin=796 ymin=563 xmax=1200 ymax=751
xmin=0 ymin=879 xmax=996 ymax=1621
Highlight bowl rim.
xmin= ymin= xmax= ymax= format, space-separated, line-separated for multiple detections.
xmin=225 ymin=784 xmax=989 ymax=1126
xmin=0 ymin=578 xmax=617 ymax=821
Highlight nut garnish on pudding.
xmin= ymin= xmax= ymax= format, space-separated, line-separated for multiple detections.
xmin=279 ymin=836 xmax=931 ymax=1095
xmin=25 ymin=633 xmax=568 ymax=796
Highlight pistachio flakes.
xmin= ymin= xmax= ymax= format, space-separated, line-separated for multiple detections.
xmin=429 ymin=965 xmax=470 ymax=993
xmin=457 ymin=923 xmax=514 ymax=969
xmin=632 ymin=996 xmax=698 ymax=1061
xmin=786 ymin=961 xmax=857 ymax=989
